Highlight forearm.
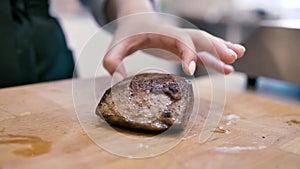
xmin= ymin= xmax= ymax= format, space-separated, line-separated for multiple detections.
xmin=85 ymin=0 xmax=155 ymax=26
xmin=106 ymin=0 xmax=155 ymax=21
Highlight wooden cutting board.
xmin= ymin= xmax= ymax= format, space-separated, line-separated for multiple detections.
xmin=0 ymin=76 xmax=299 ymax=169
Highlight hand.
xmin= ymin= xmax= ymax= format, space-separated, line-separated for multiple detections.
xmin=103 ymin=15 xmax=245 ymax=76
xmin=102 ymin=0 xmax=245 ymax=76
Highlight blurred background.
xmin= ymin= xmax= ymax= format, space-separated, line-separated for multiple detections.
xmin=50 ymin=0 xmax=300 ymax=105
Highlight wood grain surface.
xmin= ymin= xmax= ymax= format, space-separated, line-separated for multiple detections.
xmin=0 ymin=76 xmax=299 ymax=169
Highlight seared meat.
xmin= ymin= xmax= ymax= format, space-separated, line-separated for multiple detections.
xmin=96 ymin=73 xmax=194 ymax=132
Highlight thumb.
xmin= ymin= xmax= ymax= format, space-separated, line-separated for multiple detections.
xmin=177 ymin=42 xmax=197 ymax=76
xmin=103 ymin=42 xmax=127 ymax=77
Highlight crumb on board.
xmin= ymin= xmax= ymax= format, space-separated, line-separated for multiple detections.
xmin=19 ymin=112 xmax=31 ymax=116
xmin=286 ymin=119 xmax=300 ymax=126
xmin=212 ymin=126 xmax=231 ymax=134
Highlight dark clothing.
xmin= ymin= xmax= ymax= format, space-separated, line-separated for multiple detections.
xmin=0 ymin=0 xmax=74 ymax=88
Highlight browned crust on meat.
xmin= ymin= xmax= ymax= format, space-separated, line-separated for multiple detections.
xmin=97 ymin=89 xmax=168 ymax=132
xmin=96 ymin=73 xmax=193 ymax=132
xmin=129 ymin=73 xmax=182 ymax=100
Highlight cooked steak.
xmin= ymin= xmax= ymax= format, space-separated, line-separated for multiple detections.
xmin=96 ymin=73 xmax=194 ymax=132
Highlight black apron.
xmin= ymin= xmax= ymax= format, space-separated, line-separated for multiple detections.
xmin=0 ymin=0 xmax=75 ymax=88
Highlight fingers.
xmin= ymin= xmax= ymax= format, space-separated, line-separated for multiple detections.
xmin=224 ymin=41 xmax=246 ymax=58
xmin=208 ymin=35 xmax=246 ymax=63
xmin=184 ymin=29 xmax=246 ymax=64
xmin=210 ymin=39 xmax=238 ymax=64
xmin=148 ymin=32 xmax=197 ymax=75
xmin=174 ymin=38 xmax=197 ymax=75
xmin=104 ymin=29 xmax=241 ymax=76
xmin=104 ymin=33 xmax=198 ymax=76
xmin=103 ymin=35 xmax=145 ymax=75
xmin=197 ymin=52 xmax=234 ymax=75
xmin=103 ymin=42 xmax=126 ymax=75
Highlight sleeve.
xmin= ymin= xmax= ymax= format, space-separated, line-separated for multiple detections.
xmin=80 ymin=0 xmax=156 ymax=26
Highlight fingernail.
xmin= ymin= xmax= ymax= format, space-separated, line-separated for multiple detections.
xmin=228 ymin=49 xmax=237 ymax=59
xmin=235 ymin=44 xmax=246 ymax=52
xmin=188 ymin=61 xmax=196 ymax=76
xmin=224 ymin=64 xmax=234 ymax=74
xmin=225 ymin=64 xmax=234 ymax=70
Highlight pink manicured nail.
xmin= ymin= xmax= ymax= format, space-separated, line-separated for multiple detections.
xmin=188 ymin=61 xmax=196 ymax=76
xmin=225 ymin=64 xmax=233 ymax=70
xmin=235 ymin=44 xmax=246 ymax=52
xmin=227 ymin=49 xmax=237 ymax=59
xmin=224 ymin=64 xmax=234 ymax=74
